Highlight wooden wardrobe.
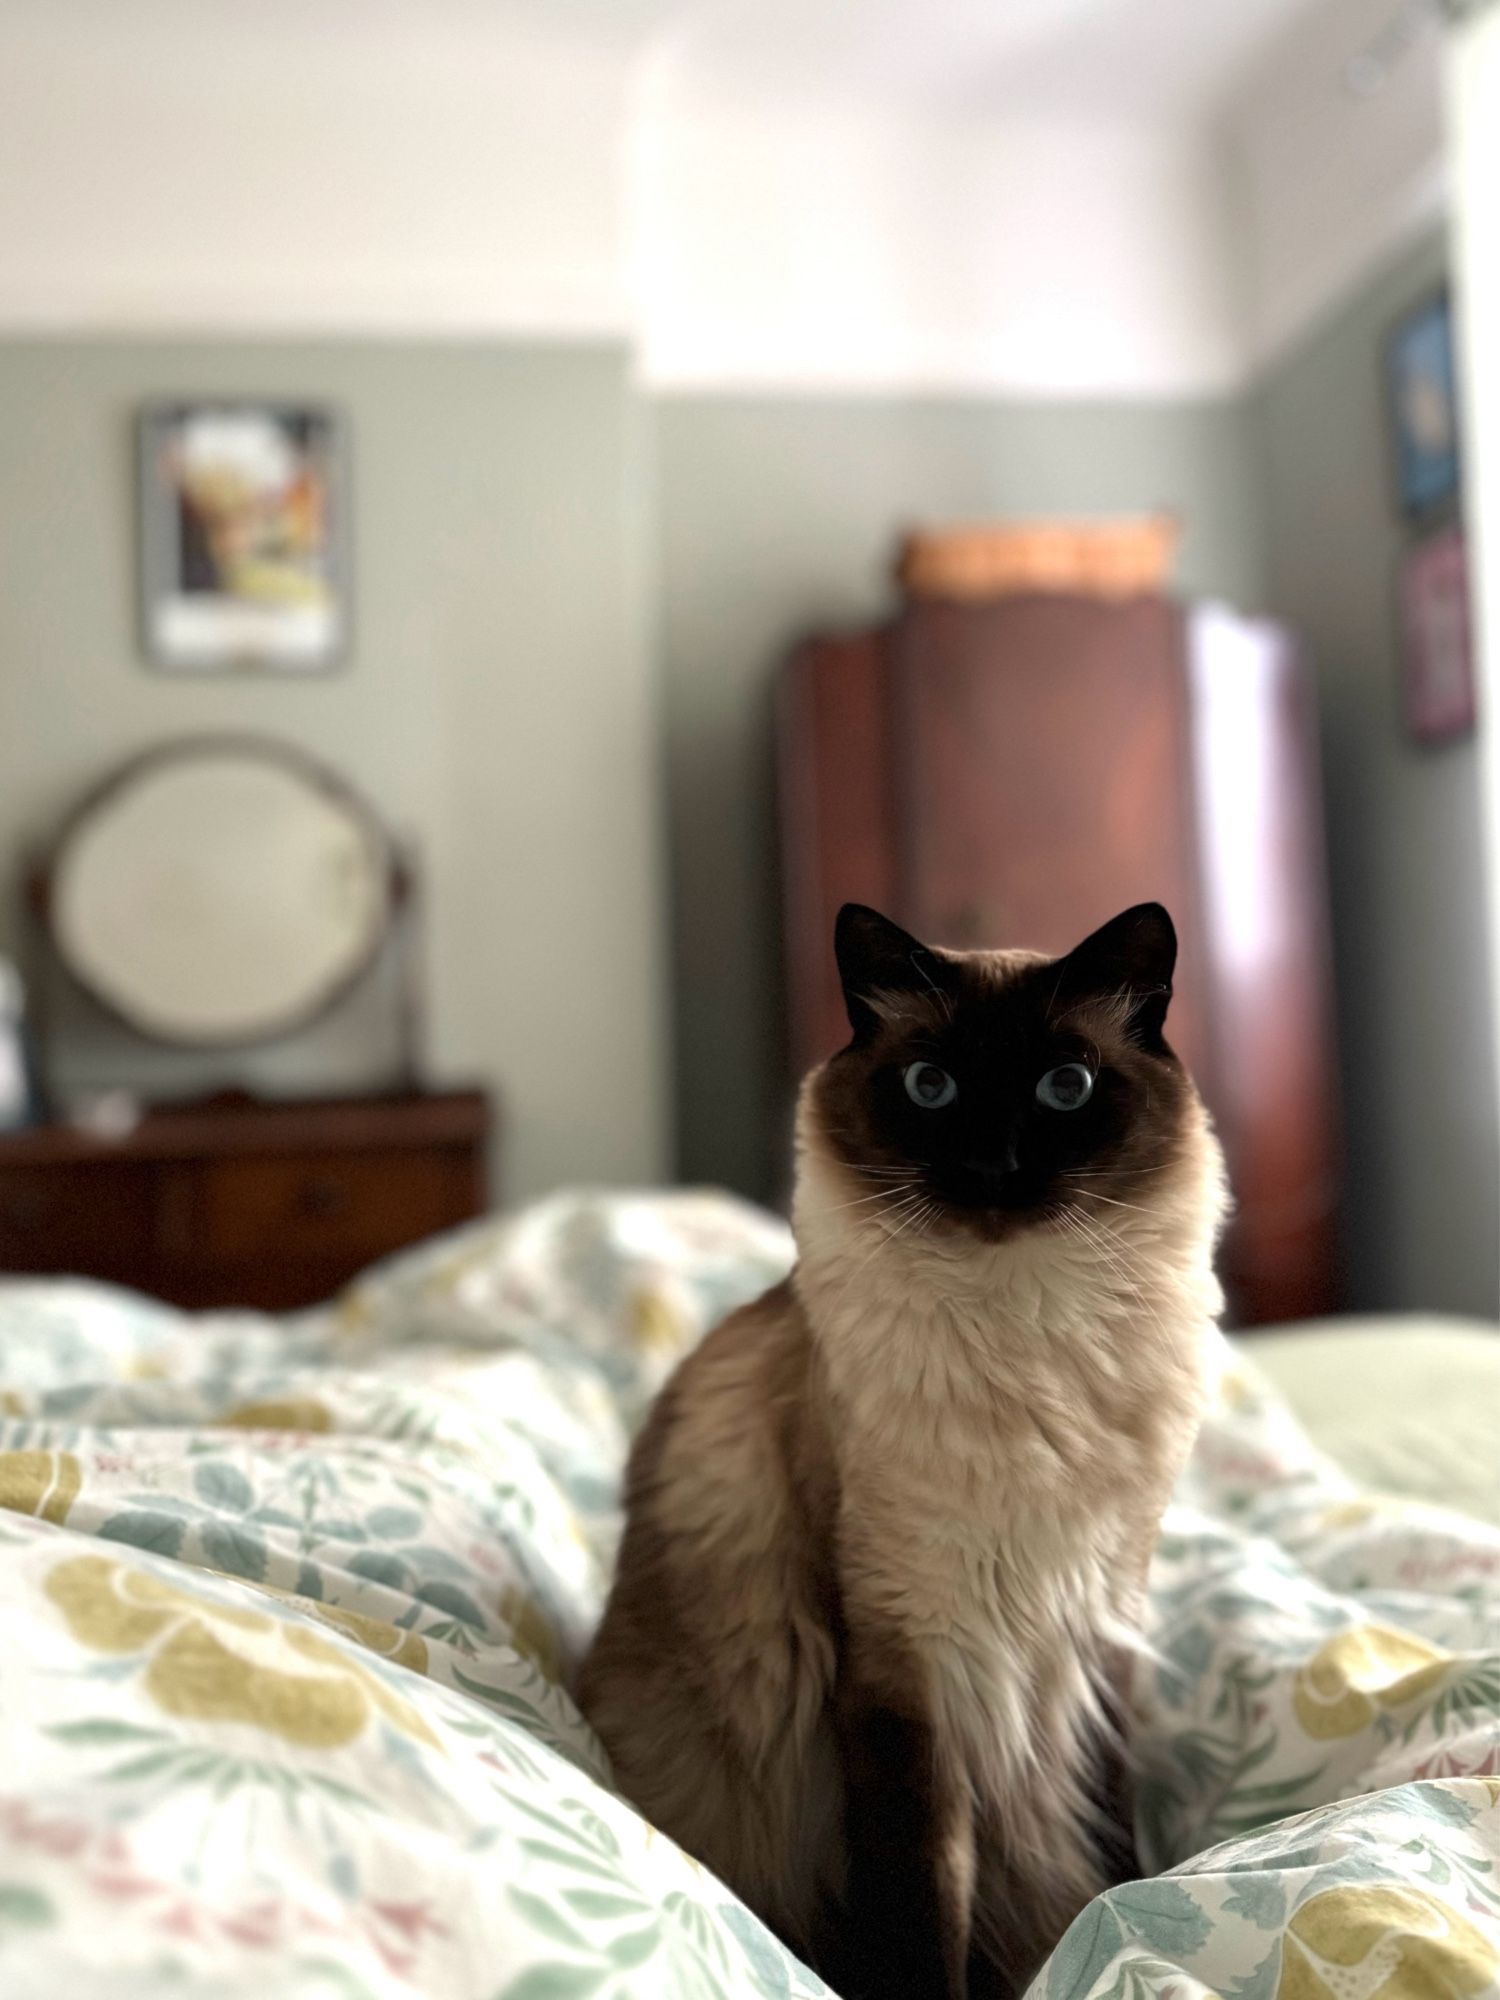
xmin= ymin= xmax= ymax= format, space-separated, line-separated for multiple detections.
xmin=777 ymin=593 xmax=1342 ymax=1327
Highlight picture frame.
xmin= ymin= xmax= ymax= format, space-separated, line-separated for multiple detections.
xmin=138 ymin=401 xmax=349 ymax=674
xmin=1384 ymin=290 xmax=1461 ymax=521
xmin=1399 ymin=522 xmax=1474 ymax=745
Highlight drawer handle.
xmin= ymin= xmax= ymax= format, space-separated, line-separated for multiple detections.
xmin=297 ymin=1176 xmax=351 ymax=1218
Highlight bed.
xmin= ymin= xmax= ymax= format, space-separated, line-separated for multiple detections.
xmin=0 ymin=1190 xmax=1494 ymax=2000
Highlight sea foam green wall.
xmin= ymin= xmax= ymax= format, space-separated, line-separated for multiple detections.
xmin=655 ymin=395 xmax=1270 ymax=1203
xmin=0 ymin=338 xmax=666 ymax=1202
xmin=1253 ymin=230 xmax=1499 ymax=1316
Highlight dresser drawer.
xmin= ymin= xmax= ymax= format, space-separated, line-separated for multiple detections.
xmin=175 ymin=1151 xmax=468 ymax=1265
xmin=0 ymin=1163 xmax=154 ymax=1269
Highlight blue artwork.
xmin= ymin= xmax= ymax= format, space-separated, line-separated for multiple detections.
xmin=1386 ymin=291 xmax=1460 ymax=519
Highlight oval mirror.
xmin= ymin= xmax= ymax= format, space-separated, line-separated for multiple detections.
xmin=48 ymin=737 xmax=394 ymax=1047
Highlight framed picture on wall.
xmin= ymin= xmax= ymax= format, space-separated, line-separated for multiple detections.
xmin=1384 ymin=290 xmax=1461 ymax=520
xmin=139 ymin=402 xmax=349 ymax=673
xmin=1400 ymin=522 xmax=1474 ymax=745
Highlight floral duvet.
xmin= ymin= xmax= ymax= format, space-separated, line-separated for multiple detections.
xmin=0 ymin=1190 xmax=1495 ymax=2000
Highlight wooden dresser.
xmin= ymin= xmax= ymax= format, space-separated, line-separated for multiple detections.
xmin=0 ymin=1090 xmax=491 ymax=1310
xmin=779 ymin=593 xmax=1343 ymax=1327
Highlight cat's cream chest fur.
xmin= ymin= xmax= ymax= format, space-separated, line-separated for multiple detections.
xmin=792 ymin=1134 xmax=1220 ymax=1845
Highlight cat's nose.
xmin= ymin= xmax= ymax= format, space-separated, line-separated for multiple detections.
xmin=964 ymin=1147 xmax=1019 ymax=1180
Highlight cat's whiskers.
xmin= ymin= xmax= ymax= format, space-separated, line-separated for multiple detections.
xmin=807 ymin=1184 xmax=921 ymax=1217
xmin=816 ymin=1189 xmax=929 ymax=1323
xmin=1060 ymin=1207 xmax=1174 ymax=1344
xmin=1056 ymin=1221 xmax=1154 ymax=1324
xmin=1060 ymin=1183 xmax=1154 ymax=1218
xmin=1055 ymin=1204 xmax=1146 ymax=1287
xmin=877 ymin=1196 xmax=936 ymax=1247
xmin=1060 ymin=1203 xmax=1146 ymax=1277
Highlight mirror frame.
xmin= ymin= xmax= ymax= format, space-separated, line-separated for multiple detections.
xmin=30 ymin=734 xmax=403 ymax=1050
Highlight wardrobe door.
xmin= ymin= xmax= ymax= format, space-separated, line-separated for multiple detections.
xmin=1186 ymin=607 xmax=1342 ymax=1322
xmin=778 ymin=631 xmax=900 ymax=1078
xmin=889 ymin=595 xmax=1211 ymax=1085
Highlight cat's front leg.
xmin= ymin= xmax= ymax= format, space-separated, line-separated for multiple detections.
xmin=833 ymin=1661 xmax=973 ymax=2000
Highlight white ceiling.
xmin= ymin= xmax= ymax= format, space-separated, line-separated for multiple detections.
xmin=0 ymin=0 xmax=1447 ymax=390
xmin=21 ymin=0 xmax=1335 ymax=120
xmin=399 ymin=0 xmax=1337 ymax=123
xmin=636 ymin=0 xmax=1327 ymax=123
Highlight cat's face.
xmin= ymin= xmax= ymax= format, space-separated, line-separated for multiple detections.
xmin=809 ymin=902 xmax=1200 ymax=1244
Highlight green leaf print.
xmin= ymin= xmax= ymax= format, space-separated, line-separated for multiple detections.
xmin=102 ymin=1749 xmax=192 ymax=1784
xmin=46 ymin=1720 xmax=168 ymax=1748
xmin=346 ymin=1551 xmax=408 ymax=1589
xmin=493 ymin=1967 xmax=607 ymax=2000
xmin=507 ymin=1887 xmax=593 ymax=1951
xmin=1110 ymin=1880 xmax=1215 ymax=1958
xmin=1221 ymin=1874 xmax=1287 ymax=1931
xmin=281 ymin=1958 xmax=388 ymax=2000
xmin=202 ymin=1518 xmax=270 ymax=1582
xmin=404 ymin=1544 xmax=475 ymax=1580
xmin=194 ymin=1461 xmax=255 ymax=1512
xmin=0 ymin=1885 xmax=54 ymax=1932
xmin=1155 ymin=1622 xmax=1215 ymax=1700
xmin=561 ymin=1889 xmax=649 ymax=1921
xmin=608 ymin=1924 xmax=661 ymax=1970
xmin=664 ymin=1891 xmax=731 ymax=1971
xmin=518 ymin=1839 xmax=624 ymax=1884
xmin=366 ymin=1506 xmax=424 ymax=1539
xmin=1405 ymin=1782 xmax=1485 ymax=1830
xmin=416 ymin=1580 xmax=489 ymax=1629
xmin=1039 ymin=1896 xmax=1124 ymax=1997
xmin=717 ymin=1902 xmax=793 ymax=2000
xmin=1213 ymin=1765 xmax=1329 ymax=1834
xmin=316 ymin=1519 xmax=369 ymax=1542
xmin=1219 ymin=1942 xmax=1286 ymax=2000
xmin=97 ymin=1510 xmax=185 ymax=1559
xmin=1409 ymin=1657 xmax=1500 ymax=1741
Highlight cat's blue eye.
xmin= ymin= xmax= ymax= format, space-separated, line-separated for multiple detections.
xmin=1036 ymin=1063 xmax=1094 ymax=1112
xmin=903 ymin=1061 xmax=957 ymax=1109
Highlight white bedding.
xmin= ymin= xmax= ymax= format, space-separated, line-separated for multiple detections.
xmin=0 ymin=1190 xmax=1493 ymax=2000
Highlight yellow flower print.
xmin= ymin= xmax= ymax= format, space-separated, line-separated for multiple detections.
xmin=1292 ymin=1625 xmax=1452 ymax=1740
xmin=45 ymin=1556 xmax=438 ymax=1750
xmin=1278 ymin=1884 xmax=1497 ymax=2000
xmin=219 ymin=1398 xmax=333 ymax=1434
xmin=0 ymin=1450 xmax=82 ymax=1527
xmin=334 ymin=1287 xmax=374 ymax=1334
xmin=498 ymin=1585 xmax=563 ymax=1684
xmin=629 ymin=1285 xmax=688 ymax=1360
xmin=265 ymin=1592 xmax=429 ymax=1676
xmin=1215 ymin=1365 xmax=1258 ymax=1414
xmin=0 ymin=1391 xmax=29 ymax=1417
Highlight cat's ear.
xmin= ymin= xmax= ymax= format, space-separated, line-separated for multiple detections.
xmin=1054 ymin=903 xmax=1177 ymax=1048
xmin=834 ymin=903 xmax=947 ymax=1040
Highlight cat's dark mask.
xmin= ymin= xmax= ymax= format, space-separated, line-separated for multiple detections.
xmin=817 ymin=902 xmax=1191 ymax=1238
